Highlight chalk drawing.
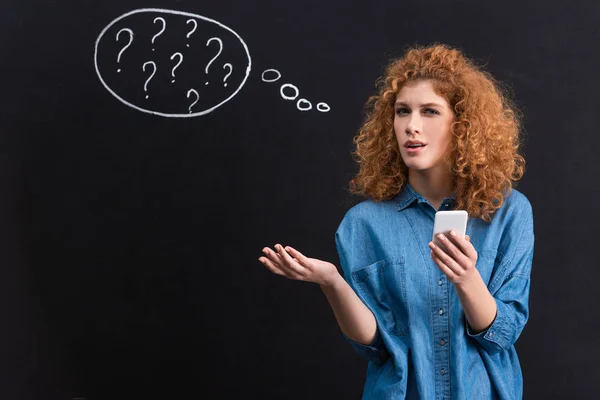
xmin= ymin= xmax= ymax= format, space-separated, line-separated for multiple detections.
xmin=170 ymin=52 xmax=183 ymax=83
xmin=186 ymin=19 xmax=197 ymax=47
xmin=116 ymin=28 xmax=133 ymax=72
xmin=263 ymin=69 xmax=330 ymax=112
xmin=142 ymin=61 xmax=156 ymax=99
xmin=151 ymin=17 xmax=166 ymax=51
xmin=94 ymin=8 xmax=251 ymax=118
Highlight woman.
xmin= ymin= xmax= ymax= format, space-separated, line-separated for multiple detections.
xmin=258 ymin=43 xmax=534 ymax=399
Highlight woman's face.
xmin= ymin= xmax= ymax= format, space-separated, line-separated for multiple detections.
xmin=394 ymin=80 xmax=455 ymax=173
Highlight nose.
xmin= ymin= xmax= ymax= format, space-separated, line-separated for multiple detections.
xmin=405 ymin=113 xmax=421 ymax=135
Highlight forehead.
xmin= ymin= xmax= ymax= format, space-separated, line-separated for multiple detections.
xmin=395 ymin=80 xmax=449 ymax=106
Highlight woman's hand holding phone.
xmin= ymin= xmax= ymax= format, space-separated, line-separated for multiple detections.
xmin=429 ymin=210 xmax=479 ymax=285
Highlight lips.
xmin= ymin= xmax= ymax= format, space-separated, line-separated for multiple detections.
xmin=404 ymin=140 xmax=426 ymax=148
xmin=404 ymin=142 xmax=426 ymax=154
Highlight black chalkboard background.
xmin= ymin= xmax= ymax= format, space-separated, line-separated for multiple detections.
xmin=2 ymin=0 xmax=599 ymax=399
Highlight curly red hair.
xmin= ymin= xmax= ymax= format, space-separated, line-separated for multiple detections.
xmin=349 ymin=43 xmax=526 ymax=222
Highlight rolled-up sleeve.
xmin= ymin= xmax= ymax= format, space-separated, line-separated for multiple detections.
xmin=335 ymin=218 xmax=391 ymax=365
xmin=341 ymin=325 xmax=390 ymax=365
xmin=467 ymin=205 xmax=534 ymax=355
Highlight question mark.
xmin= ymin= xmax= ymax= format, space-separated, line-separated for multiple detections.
xmin=186 ymin=19 xmax=197 ymax=47
xmin=204 ymin=37 xmax=223 ymax=85
xmin=142 ymin=61 xmax=157 ymax=99
xmin=152 ymin=17 xmax=166 ymax=51
xmin=222 ymin=63 xmax=233 ymax=87
xmin=187 ymin=89 xmax=199 ymax=113
xmin=170 ymin=52 xmax=183 ymax=83
xmin=116 ymin=28 xmax=134 ymax=72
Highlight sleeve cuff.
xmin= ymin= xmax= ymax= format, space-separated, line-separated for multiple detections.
xmin=466 ymin=297 xmax=513 ymax=354
xmin=342 ymin=326 xmax=390 ymax=365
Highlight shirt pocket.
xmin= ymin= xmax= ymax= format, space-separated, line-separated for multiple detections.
xmin=352 ymin=257 xmax=409 ymax=337
xmin=476 ymin=249 xmax=498 ymax=286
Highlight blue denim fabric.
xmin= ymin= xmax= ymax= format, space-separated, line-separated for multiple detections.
xmin=335 ymin=183 xmax=534 ymax=400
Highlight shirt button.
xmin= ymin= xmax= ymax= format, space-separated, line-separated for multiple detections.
xmin=438 ymin=279 xmax=443 ymax=286
xmin=440 ymin=369 xmax=445 ymax=375
xmin=439 ymin=308 xmax=444 ymax=315
xmin=440 ymin=339 xmax=446 ymax=346
xmin=489 ymin=332 xmax=494 ymax=337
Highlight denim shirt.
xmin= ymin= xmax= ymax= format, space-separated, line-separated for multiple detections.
xmin=334 ymin=183 xmax=534 ymax=399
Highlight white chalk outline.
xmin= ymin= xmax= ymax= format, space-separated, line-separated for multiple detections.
xmin=280 ymin=83 xmax=299 ymax=100
xmin=297 ymin=99 xmax=312 ymax=111
xmin=151 ymin=17 xmax=166 ymax=51
xmin=94 ymin=8 xmax=252 ymax=118
xmin=204 ymin=37 xmax=223 ymax=85
xmin=261 ymin=69 xmax=281 ymax=82
xmin=142 ymin=61 xmax=157 ymax=99
xmin=316 ymin=102 xmax=330 ymax=112
xmin=170 ymin=52 xmax=183 ymax=83
xmin=266 ymin=70 xmax=330 ymax=113
xmin=186 ymin=19 xmax=197 ymax=47
xmin=116 ymin=28 xmax=134 ymax=72
xmin=222 ymin=63 xmax=233 ymax=86
xmin=187 ymin=89 xmax=200 ymax=113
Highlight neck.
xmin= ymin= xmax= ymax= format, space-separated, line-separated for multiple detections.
xmin=408 ymin=167 xmax=454 ymax=207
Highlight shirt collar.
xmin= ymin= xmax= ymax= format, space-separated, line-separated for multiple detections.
xmin=395 ymin=183 xmax=457 ymax=211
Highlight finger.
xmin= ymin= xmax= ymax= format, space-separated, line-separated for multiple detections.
xmin=262 ymin=246 xmax=304 ymax=279
xmin=429 ymin=241 xmax=460 ymax=275
xmin=262 ymin=247 xmax=283 ymax=264
xmin=430 ymin=250 xmax=456 ymax=279
xmin=446 ymin=231 xmax=476 ymax=259
xmin=262 ymin=247 xmax=295 ymax=273
xmin=258 ymin=256 xmax=287 ymax=276
xmin=435 ymin=233 xmax=470 ymax=268
xmin=274 ymin=244 xmax=307 ymax=276
xmin=274 ymin=244 xmax=293 ymax=262
xmin=284 ymin=246 xmax=309 ymax=268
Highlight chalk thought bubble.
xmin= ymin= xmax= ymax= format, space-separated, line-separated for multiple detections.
xmin=94 ymin=8 xmax=251 ymax=118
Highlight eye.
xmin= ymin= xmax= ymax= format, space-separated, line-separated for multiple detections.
xmin=395 ymin=108 xmax=409 ymax=115
xmin=423 ymin=108 xmax=440 ymax=115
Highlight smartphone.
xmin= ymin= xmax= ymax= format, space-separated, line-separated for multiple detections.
xmin=432 ymin=210 xmax=468 ymax=241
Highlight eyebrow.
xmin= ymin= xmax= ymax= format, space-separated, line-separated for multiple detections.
xmin=394 ymin=101 xmax=444 ymax=108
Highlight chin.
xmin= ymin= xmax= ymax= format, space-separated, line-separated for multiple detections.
xmin=402 ymin=159 xmax=430 ymax=171
xmin=407 ymin=165 xmax=430 ymax=172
